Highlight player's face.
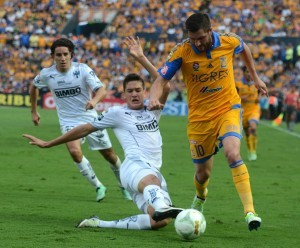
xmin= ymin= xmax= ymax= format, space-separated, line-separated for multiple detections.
xmin=123 ymin=81 xmax=145 ymax=110
xmin=188 ymin=28 xmax=212 ymax=52
xmin=52 ymin=46 xmax=72 ymax=72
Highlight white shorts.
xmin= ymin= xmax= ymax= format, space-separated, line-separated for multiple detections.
xmin=120 ymin=156 xmax=172 ymax=213
xmin=60 ymin=125 xmax=112 ymax=150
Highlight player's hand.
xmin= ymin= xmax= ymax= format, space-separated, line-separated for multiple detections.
xmin=147 ymin=99 xmax=164 ymax=111
xmin=123 ymin=36 xmax=144 ymax=59
xmin=22 ymin=134 xmax=49 ymax=148
xmin=255 ymin=79 xmax=268 ymax=97
xmin=85 ymin=101 xmax=95 ymax=111
xmin=31 ymin=112 xmax=40 ymax=126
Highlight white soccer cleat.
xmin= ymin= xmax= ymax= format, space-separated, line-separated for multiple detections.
xmin=77 ymin=216 xmax=101 ymax=228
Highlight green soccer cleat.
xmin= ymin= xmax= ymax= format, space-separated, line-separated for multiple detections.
xmin=245 ymin=212 xmax=262 ymax=231
xmin=248 ymin=151 xmax=257 ymax=161
xmin=191 ymin=195 xmax=206 ymax=213
xmin=120 ymin=187 xmax=132 ymax=201
xmin=77 ymin=216 xmax=100 ymax=228
xmin=96 ymin=186 xmax=107 ymax=202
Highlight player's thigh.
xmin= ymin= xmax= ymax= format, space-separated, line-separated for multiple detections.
xmin=86 ymin=129 xmax=112 ymax=150
xmin=187 ymin=121 xmax=218 ymax=161
xmin=218 ymin=108 xmax=243 ymax=141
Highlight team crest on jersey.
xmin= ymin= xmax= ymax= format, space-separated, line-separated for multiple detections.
xmin=89 ymin=71 xmax=96 ymax=77
xmin=193 ymin=62 xmax=200 ymax=71
xmin=220 ymin=57 xmax=227 ymax=68
xmin=73 ymin=70 xmax=80 ymax=78
xmin=161 ymin=65 xmax=168 ymax=76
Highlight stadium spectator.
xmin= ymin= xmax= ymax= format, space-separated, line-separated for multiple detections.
xmin=23 ymin=37 xmax=184 ymax=230
xmin=284 ymin=83 xmax=300 ymax=131
xmin=148 ymin=12 xmax=267 ymax=231
xmin=29 ymin=37 xmax=132 ymax=202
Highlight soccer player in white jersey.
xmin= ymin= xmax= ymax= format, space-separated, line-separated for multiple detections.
xmin=29 ymin=38 xmax=131 ymax=202
xmin=23 ymin=36 xmax=183 ymax=230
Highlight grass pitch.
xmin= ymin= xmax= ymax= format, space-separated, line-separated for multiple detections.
xmin=0 ymin=106 xmax=299 ymax=248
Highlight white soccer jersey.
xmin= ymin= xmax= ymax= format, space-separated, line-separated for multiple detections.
xmin=33 ymin=62 xmax=103 ymax=126
xmin=91 ymin=106 xmax=163 ymax=170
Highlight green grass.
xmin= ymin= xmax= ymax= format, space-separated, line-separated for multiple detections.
xmin=1 ymin=106 xmax=300 ymax=248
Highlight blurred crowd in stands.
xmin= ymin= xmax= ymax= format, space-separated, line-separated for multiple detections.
xmin=0 ymin=0 xmax=299 ymax=121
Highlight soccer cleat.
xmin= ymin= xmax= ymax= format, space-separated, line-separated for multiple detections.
xmin=248 ymin=151 xmax=257 ymax=161
xmin=96 ymin=186 xmax=107 ymax=202
xmin=120 ymin=187 xmax=132 ymax=200
xmin=77 ymin=216 xmax=100 ymax=228
xmin=152 ymin=207 xmax=184 ymax=222
xmin=245 ymin=212 xmax=261 ymax=231
xmin=191 ymin=195 xmax=206 ymax=213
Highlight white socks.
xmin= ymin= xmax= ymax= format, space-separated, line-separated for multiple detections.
xmin=143 ymin=185 xmax=169 ymax=210
xmin=75 ymin=156 xmax=102 ymax=188
xmin=98 ymin=214 xmax=151 ymax=230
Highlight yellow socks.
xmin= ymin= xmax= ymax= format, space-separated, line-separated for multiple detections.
xmin=231 ymin=164 xmax=255 ymax=214
xmin=194 ymin=176 xmax=209 ymax=200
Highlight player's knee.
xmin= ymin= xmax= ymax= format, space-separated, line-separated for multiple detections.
xmin=224 ymin=149 xmax=240 ymax=163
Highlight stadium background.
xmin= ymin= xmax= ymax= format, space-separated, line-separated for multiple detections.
xmin=0 ymin=0 xmax=299 ymax=119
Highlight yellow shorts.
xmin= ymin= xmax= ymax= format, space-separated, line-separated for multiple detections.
xmin=242 ymin=105 xmax=260 ymax=129
xmin=187 ymin=108 xmax=243 ymax=163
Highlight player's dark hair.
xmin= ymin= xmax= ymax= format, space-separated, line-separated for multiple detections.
xmin=50 ymin=38 xmax=75 ymax=58
xmin=123 ymin=73 xmax=145 ymax=90
xmin=185 ymin=12 xmax=211 ymax=32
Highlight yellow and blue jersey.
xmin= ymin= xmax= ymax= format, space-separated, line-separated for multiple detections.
xmin=236 ymin=78 xmax=260 ymax=114
xmin=158 ymin=31 xmax=243 ymax=122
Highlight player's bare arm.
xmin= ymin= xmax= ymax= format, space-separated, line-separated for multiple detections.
xmin=148 ymin=76 xmax=168 ymax=110
xmin=240 ymin=43 xmax=268 ymax=97
xmin=123 ymin=36 xmax=159 ymax=80
xmin=29 ymin=84 xmax=40 ymax=126
xmin=86 ymin=86 xmax=106 ymax=110
xmin=23 ymin=123 xmax=97 ymax=148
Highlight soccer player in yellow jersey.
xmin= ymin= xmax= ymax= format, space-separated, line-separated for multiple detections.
xmin=148 ymin=13 xmax=268 ymax=231
xmin=236 ymin=66 xmax=261 ymax=161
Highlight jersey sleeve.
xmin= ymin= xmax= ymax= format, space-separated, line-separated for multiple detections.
xmin=90 ymin=106 xmax=118 ymax=130
xmin=81 ymin=64 xmax=104 ymax=92
xmin=33 ymin=70 xmax=48 ymax=89
xmin=157 ymin=43 xmax=183 ymax=80
xmin=228 ymin=33 xmax=244 ymax=54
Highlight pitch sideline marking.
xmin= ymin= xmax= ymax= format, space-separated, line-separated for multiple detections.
xmin=260 ymin=121 xmax=300 ymax=138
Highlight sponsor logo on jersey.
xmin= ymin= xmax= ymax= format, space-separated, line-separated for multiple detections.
xmin=136 ymin=119 xmax=158 ymax=131
xmin=200 ymin=86 xmax=222 ymax=93
xmin=73 ymin=70 xmax=80 ymax=78
xmin=207 ymin=63 xmax=214 ymax=68
xmin=193 ymin=62 xmax=200 ymax=71
xmin=192 ymin=69 xmax=228 ymax=83
xmin=220 ymin=56 xmax=227 ymax=68
xmin=57 ymin=80 xmax=66 ymax=85
xmin=161 ymin=65 xmax=168 ymax=76
xmin=54 ymin=86 xmax=81 ymax=98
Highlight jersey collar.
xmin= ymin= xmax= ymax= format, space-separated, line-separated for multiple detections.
xmin=191 ymin=31 xmax=221 ymax=55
